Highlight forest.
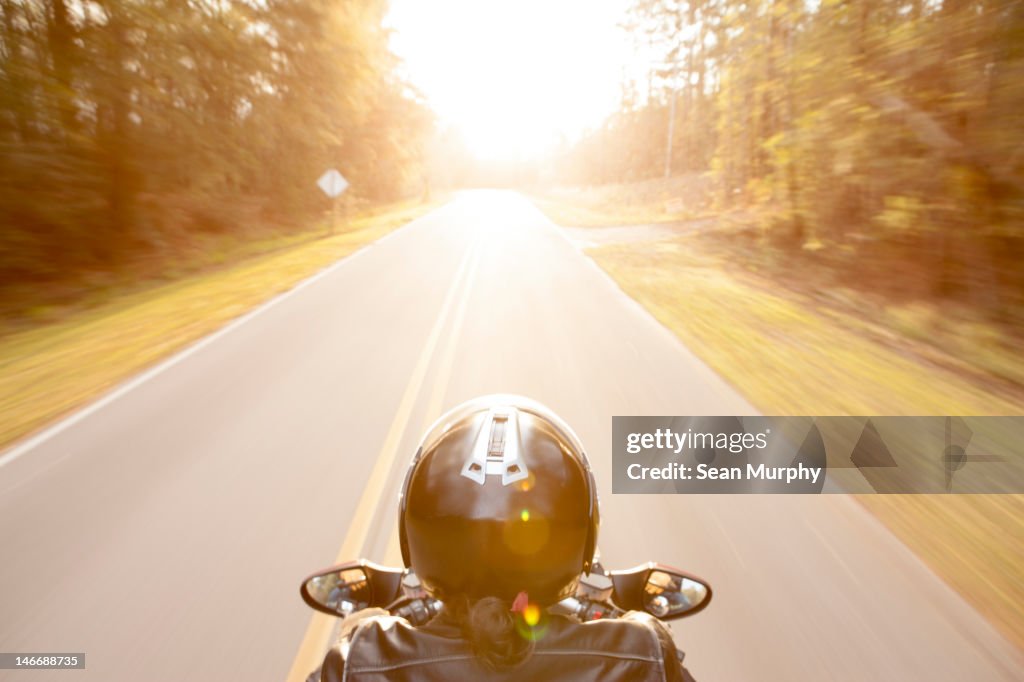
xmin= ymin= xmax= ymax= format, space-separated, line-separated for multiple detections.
xmin=0 ymin=0 xmax=432 ymax=305
xmin=560 ymin=0 xmax=1024 ymax=321
xmin=4 ymin=1 xmax=1023 ymax=326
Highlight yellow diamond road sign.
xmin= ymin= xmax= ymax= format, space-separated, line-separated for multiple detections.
xmin=317 ymin=169 xmax=349 ymax=198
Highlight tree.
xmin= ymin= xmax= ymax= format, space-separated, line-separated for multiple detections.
xmin=0 ymin=0 xmax=435 ymax=302
xmin=559 ymin=0 xmax=1024 ymax=313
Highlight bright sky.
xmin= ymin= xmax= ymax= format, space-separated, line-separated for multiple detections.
xmin=385 ymin=0 xmax=634 ymax=162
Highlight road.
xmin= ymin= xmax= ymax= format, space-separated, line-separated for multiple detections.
xmin=0 ymin=191 xmax=1020 ymax=681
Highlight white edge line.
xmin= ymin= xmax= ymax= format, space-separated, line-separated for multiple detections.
xmin=520 ymin=193 xmax=760 ymax=416
xmin=0 ymin=206 xmax=445 ymax=469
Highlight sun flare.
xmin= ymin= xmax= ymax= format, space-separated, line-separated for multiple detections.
xmin=386 ymin=0 xmax=633 ymax=161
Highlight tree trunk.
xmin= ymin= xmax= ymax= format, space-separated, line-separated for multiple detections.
xmin=47 ymin=0 xmax=76 ymax=133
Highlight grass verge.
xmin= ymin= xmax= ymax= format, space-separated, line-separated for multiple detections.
xmin=533 ymin=191 xmax=1024 ymax=652
xmin=859 ymin=494 xmax=1024 ymax=651
xmin=0 ymin=199 xmax=441 ymax=450
xmin=590 ymin=240 xmax=1021 ymax=415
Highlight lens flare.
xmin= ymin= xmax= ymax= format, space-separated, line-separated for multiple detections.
xmin=517 ymin=471 xmax=536 ymax=491
xmin=515 ymin=603 xmax=549 ymax=641
xmin=520 ymin=509 xmax=530 ymax=522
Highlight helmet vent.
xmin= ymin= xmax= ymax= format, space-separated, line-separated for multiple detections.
xmin=460 ymin=407 xmax=530 ymax=486
xmin=487 ymin=417 xmax=508 ymax=458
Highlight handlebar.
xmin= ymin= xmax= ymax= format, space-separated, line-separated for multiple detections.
xmin=301 ymin=559 xmax=712 ymax=624
xmin=385 ymin=594 xmax=625 ymax=626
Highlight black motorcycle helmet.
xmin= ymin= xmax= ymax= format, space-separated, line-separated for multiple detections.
xmin=398 ymin=395 xmax=599 ymax=606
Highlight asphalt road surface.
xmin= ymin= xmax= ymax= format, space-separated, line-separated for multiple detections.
xmin=0 ymin=191 xmax=1020 ymax=681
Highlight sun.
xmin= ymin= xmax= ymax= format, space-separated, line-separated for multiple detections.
xmin=386 ymin=0 xmax=633 ymax=162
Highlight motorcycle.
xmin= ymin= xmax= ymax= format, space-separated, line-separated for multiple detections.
xmin=300 ymin=557 xmax=712 ymax=627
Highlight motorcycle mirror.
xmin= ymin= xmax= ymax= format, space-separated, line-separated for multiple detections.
xmin=300 ymin=560 xmax=403 ymax=617
xmin=642 ymin=569 xmax=711 ymax=619
xmin=609 ymin=563 xmax=712 ymax=620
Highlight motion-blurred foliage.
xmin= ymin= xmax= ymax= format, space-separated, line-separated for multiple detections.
xmin=0 ymin=0 xmax=432 ymax=311
xmin=560 ymin=0 xmax=1024 ymax=322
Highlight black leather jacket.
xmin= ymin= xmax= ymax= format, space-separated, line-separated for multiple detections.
xmin=312 ymin=610 xmax=695 ymax=682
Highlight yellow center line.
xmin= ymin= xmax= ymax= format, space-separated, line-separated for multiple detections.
xmin=380 ymin=248 xmax=482 ymax=566
xmin=284 ymin=240 xmax=481 ymax=682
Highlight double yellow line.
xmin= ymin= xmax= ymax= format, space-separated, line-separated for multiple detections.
xmin=285 ymin=240 xmax=481 ymax=682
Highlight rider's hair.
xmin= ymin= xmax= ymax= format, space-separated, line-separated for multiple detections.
xmin=449 ymin=595 xmax=534 ymax=670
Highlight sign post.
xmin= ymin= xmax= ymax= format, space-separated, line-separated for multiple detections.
xmin=317 ymin=168 xmax=349 ymax=235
